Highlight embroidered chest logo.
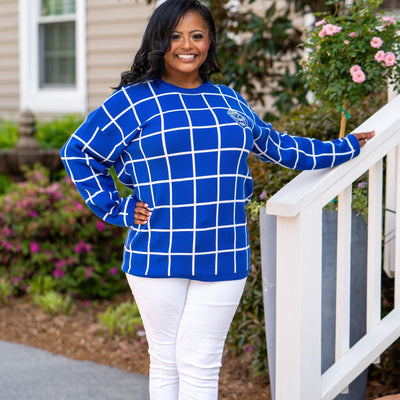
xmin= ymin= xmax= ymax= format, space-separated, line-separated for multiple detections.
xmin=227 ymin=109 xmax=248 ymax=129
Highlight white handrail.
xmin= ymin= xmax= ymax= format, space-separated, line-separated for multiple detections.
xmin=266 ymin=95 xmax=400 ymax=217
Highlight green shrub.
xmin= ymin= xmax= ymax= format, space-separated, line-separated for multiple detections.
xmin=33 ymin=290 xmax=74 ymax=315
xmin=0 ymin=119 xmax=18 ymax=148
xmin=0 ymin=164 xmax=129 ymax=299
xmin=36 ymin=114 xmax=83 ymax=149
xmin=99 ymin=300 xmax=142 ymax=336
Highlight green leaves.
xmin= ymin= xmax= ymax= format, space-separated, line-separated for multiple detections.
xmin=36 ymin=114 xmax=83 ymax=149
xmin=0 ymin=119 xmax=18 ymax=148
xmin=208 ymin=0 xmax=307 ymax=114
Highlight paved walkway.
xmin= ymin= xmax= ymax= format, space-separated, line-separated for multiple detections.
xmin=0 ymin=340 xmax=149 ymax=400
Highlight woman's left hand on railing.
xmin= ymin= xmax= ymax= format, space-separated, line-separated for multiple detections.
xmin=353 ymin=131 xmax=375 ymax=147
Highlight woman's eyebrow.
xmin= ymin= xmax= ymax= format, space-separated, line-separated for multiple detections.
xmin=172 ymin=29 xmax=206 ymax=34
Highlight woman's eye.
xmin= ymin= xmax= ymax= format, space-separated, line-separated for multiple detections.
xmin=171 ymin=34 xmax=181 ymax=41
xmin=193 ymin=34 xmax=204 ymax=40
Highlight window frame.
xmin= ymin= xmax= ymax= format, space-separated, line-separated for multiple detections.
xmin=19 ymin=0 xmax=87 ymax=113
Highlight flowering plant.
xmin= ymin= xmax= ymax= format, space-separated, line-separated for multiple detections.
xmin=0 ymin=165 xmax=128 ymax=299
xmin=302 ymin=0 xmax=400 ymax=135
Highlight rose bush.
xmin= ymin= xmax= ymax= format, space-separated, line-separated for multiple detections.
xmin=302 ymin=0 xmax=400 ymax=134
xmin=0 ymin=165 xmax=128 ymax=299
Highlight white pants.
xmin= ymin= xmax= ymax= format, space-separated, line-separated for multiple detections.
xmin=125 ymin=274 xmax=247 ymax=400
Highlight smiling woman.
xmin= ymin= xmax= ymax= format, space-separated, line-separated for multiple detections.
xmin=60 ymin=0 xmax=374 ymax=399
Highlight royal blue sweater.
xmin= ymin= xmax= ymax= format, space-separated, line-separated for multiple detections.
xmin=61 ymin=79 xmax=360 ymax=281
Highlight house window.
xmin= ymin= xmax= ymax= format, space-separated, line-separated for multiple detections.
xmin=19 ymin=0 xmax=87 ymax=113
xmin=39 ymin=0 xmax=77 ymax=88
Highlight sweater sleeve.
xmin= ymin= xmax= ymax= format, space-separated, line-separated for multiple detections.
xmin=60 ymin=92 xmax=141 ymax=227
xmin=251 ymin=112 xmax=360 ymax=170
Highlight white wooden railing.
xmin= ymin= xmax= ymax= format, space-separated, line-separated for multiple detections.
xmin=264 ymin=94 xmax=400 ymax=400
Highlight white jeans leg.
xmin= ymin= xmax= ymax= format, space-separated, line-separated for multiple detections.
xmin=176 ymin=278 xmax=247 ymax=400
xmin=126 ymin=274 xmax=189 ymax=400
xmin=125 ymin=274 xmax=247 ymax=400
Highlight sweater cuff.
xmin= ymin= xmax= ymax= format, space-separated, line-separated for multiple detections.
xmin=346 ymin=133 xmax=361 ymax=157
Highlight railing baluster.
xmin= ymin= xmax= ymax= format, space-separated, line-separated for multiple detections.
xmin=384 ymin=149 xmax=397 ymax=278
xmin=367 ymin=160 xmax=383 ymax=365
xmin=335 ymin=185 xmax=352 ymax=393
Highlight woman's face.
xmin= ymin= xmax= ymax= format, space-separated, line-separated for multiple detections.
xmin=162 ymin=10 xmax=211 ymax=87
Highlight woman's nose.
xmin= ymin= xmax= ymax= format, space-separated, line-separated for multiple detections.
xmin=181 ymin=35 xmax=191 ymax=48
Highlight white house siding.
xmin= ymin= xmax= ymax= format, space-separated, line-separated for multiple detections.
xmin=86 ymin=0 xmax=153 ymax=111
xmin=0 ymin=1 xmax=19 ymax=119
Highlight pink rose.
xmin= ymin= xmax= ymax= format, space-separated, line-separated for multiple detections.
xmin=344 ymin=40 xmax=350 ymax=45
xmin=370 ymin=36 xmax=383 ymax=48
xmin=318 ymin=28 xmax=326 ymax=38
xmin=315 ymin=19 xmax=326 ymax=27
xmin=318 ymin=24 xmax=341 ymax=38
xmin=375 ymin=50 xmax=386 ymax=63
xmin=382 ymin=16 xmax=395 ymax=26
xmin=349 ymin=32 xmax=357 ymax=38
xmin=325 ymin=24 xmax=342 ymax=36
xmin=350 ymin=65 xmax=362 ymax=75
xmin=384 ymin=52 xmax=396 ymax=66
xmin=352 ymin=69 xmax=366 ymax=83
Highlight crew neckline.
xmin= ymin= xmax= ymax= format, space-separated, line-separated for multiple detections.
xmin=159 ymin=79 xmax=212 ymax=93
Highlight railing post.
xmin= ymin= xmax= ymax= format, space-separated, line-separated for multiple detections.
xmin=275 ymin=205 xmax=322 ymax=400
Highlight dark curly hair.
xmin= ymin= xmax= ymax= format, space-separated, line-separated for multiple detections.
xmin=114 ymin=0 xmax=220 ymax=90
